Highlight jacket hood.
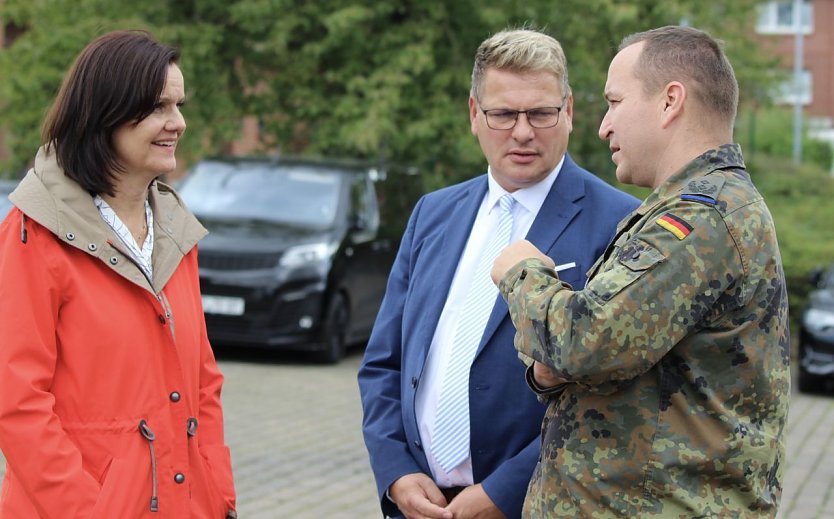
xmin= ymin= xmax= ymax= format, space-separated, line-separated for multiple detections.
xmin=9 ymin=146 xmax=207 ymax=292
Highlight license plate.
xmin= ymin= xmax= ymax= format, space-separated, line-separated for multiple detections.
xmin=202 ymin=295 xmax=245 ymax=316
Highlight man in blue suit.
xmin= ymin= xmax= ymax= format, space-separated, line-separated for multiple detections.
xmin=358 ymin=28 xmax=639 ymax=519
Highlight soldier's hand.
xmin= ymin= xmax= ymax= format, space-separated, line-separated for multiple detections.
xmin=491 ymin=240 xmax=554 ymax=285
xmin=445 ymin=484 xmax=507 ymax=519
xmin=389 ymin=473 xmax=453 ymax=519
xmin=533 ymin=361 xmax=569 ymax=388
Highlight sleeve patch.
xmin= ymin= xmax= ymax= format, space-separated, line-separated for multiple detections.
xmin=656 ymin=213 xmax=693 ymax=240
xmin=681 ymin=176 xmax=725 ymax=205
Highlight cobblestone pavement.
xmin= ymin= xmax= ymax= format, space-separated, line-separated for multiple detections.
xmin=1 ymin=350 xmax=832 ymax=518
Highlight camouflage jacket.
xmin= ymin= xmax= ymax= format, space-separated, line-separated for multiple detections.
xmin=498 ymin=144 xmax=790 ymax=518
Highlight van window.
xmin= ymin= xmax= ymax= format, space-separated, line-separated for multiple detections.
xmin=349 ymin=173 xmax=379 ymax=236
xmin=180 ymin=162 xmax=342 ymax=230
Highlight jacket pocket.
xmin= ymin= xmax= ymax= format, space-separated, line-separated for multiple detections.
xmin=588 ymin=238 xmax=665 ymax=303
xmin=90 ymin=457 xmax=127 ymax=519
xmin=200 ymin=444 xmax=235 ymax=515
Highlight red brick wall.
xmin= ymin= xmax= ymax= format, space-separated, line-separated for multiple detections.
xmin=756 ymin=0 xmax=834 ymax=120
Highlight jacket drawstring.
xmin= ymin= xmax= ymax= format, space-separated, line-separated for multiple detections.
xmin=138 ymin=419 xmax=159 ymax=512
xmin=186 ymin=417 xmax=198 ymax=437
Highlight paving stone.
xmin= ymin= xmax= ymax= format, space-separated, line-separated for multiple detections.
xmin=1 ymin=352 xmax=832 ymax=518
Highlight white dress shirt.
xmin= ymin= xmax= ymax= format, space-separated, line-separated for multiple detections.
xmin=414 ymin=156 xmax=564 ymax=487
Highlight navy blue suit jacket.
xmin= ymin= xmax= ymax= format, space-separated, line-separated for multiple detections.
xmin=358 ymin=154 xmax=639 ymax=518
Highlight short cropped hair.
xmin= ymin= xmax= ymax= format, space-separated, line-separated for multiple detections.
xmin=620 ymin=25 xmax=738 ymax=125
xmin=471 ymin=29 xmax=570 ymax=104
xmin=42 ymin=30 xmax=180 ymax=196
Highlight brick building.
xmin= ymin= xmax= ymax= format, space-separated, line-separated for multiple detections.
xmin=755 ymin=0 xmax=834 ymax=165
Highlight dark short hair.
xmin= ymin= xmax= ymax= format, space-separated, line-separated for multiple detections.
xmin=42 ymin=30 xmax=180 ymax=196
xmin=620 ymin=25 xmax=738 ymax=126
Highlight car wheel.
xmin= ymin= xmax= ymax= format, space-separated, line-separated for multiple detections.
xmin=317 ymin=293 xmax=349 ymax=364
xmin=798 ymin=366 xmax=828 ymax=394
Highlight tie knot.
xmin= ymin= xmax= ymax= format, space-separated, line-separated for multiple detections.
xmin=498 ymin=194 xmax=515 ymax=213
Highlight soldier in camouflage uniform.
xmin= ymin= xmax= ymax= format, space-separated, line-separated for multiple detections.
xmin=491 ymin=26 xmax=790 ymax=518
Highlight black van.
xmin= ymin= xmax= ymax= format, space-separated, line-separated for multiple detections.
xmin=177 ymin=156 xmax=422 ymax=362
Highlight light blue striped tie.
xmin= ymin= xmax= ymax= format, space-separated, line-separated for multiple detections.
xmin=433 ymin=193 xmax=516 ymax=473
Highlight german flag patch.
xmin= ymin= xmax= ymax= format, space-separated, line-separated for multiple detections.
xmin=656 ymin=213 xmax=693 ymax=240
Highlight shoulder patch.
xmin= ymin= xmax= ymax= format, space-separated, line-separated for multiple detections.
xmin=681 ymin=176 xmax=725 ymax=206
xmin=656 ymin=213 xmax=692 ymax=240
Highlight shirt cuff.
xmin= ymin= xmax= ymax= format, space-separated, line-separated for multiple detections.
xmin=525 ymin=364 xmax=567 ymax=398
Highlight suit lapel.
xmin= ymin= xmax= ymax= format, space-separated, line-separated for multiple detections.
xmin=475 ymin=156 xmax=585 ymax=356
xmin=414 ymin=178 xmax=488 ymax=355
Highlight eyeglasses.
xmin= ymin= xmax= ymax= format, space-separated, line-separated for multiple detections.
xmin=480 ymin=97 xmax=567 ymax=130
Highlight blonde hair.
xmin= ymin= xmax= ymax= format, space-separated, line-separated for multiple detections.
xmin=471 ymin=28 xmax=570 ymax=102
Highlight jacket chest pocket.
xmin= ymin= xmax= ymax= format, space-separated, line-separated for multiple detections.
xmin=588 ymin=238 xmax=665 ymax=303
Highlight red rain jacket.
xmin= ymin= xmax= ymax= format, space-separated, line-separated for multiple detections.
xmin=0 ymin=148 xmax=236 ymax=518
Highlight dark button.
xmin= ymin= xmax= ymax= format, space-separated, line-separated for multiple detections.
xmin=158 ymin=315 xmax=166 ymax=324
xmin=174 ymin=473 xmax=185 ymax=484
xmin=413 ymin=440 xmax=423 ymax=451
xmin=411 ymin=376 xmax=418 ymax=388
xmin=169 ymin=391 xmax=181 ymax=402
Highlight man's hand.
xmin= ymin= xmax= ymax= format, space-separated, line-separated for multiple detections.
xmin=533 ymin=361 xmax=569 ymax=388
xmin=389 ymin=473 xmax=453 ymax=519
xmin=491 ymin=240 xmax=554 ymax=285
xmin=445 ymin=484 xmax=507 ymax=519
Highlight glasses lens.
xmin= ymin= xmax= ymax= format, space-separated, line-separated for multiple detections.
xmin=484 ymin=107 xmax=561 ymax=129
xmin=527 ymin=108 xmax=560 ymax=128
xmin=486 ymin=110 xmax=517 ymax=130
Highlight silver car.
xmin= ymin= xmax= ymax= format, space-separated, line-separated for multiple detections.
xmin=799 ymin=264 xmax=834 ymax=393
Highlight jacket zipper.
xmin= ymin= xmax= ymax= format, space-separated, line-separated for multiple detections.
xmin=106 ymin=240 xmax=176 ymax=339
xmin=158 ymin=291 xmax=176 ymax=340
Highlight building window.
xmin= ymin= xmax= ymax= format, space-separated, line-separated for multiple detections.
xmin=773 ymin=69 xmax=813 ymax=105
xmin=757 ymin=0 xmax=813 ymax=34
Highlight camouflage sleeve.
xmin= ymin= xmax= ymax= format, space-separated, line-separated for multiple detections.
xmin=498 ymin=201 xmax=742 ymax=395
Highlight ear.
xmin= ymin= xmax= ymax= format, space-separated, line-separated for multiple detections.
xmin=660 ymin=81 xmax=686 ymax=129
xmin=469 ymin=96 xmax=479 ymax=135
xmin=561 ymin=93 xmax=574 ymax=134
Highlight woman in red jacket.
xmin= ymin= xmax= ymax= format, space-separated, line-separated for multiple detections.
xmin=0 ymin=30 xmax=237 ymax=518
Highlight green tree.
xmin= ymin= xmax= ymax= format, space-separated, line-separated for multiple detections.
xmin=1 ymin=0 xmax=772 ymax=187
xmin=0 ymin=0 xmax=248 ymax=173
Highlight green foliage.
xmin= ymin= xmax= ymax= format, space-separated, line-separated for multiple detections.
xmin=1 ymin=0 xmax=771 ymax=185
xmin=0 ymin=0 xmax=247 ymax=174
xmin=736 ymin=107 xmax=834 ymax=172
xmin=1 ymin=0 xmax=828 ymax=343
xmin=746 ymin=154 xmax=834 ymax=332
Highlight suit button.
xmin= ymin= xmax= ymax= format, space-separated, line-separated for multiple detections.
xmin=411 ymin=376 xmax=418 ymax=388
xmin=170 ymin=391 xmax=181 ymax=402
xmin=174 ymin=473 xmax=185 ymax=484
xmin=414 ymin=440 xmax=423 ymax=451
